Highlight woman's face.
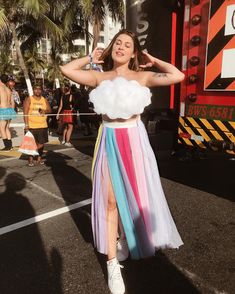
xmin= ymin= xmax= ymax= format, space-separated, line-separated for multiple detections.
xmin=111 ymin=34 xmax=135 ymax=65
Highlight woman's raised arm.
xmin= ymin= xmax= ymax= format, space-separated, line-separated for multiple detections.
xmin=140 ymin=51 xmax=185 ymax=87
xmin=60 ymin=48 xmax=104 ymax=87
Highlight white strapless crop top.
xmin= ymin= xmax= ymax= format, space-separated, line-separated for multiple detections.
xmin=89 ymin=77 xmax=152 ymax=119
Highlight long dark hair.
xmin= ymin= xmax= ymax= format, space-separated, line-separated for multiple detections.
xmin=100 ymin=29 xmax=144 ymax=72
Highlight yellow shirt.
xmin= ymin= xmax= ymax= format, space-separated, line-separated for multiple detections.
xmin=28 ymin=96 xmax=48 ymax=129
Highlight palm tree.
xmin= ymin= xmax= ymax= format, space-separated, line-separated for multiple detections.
xmin=54 ymin=0 xmax=91 ymax=55
xmin=24 ymin=46 xmax=45 ymax=84
xmin=84 ymin=0 xmax=124 ymax=49
xmin=46 ymin=47 xmax=64 ymax=88
xmin=0 ymin=0 xmax=62 ymax=94
xmin=0 ymin=42 xmax=17 ymax=75
xmin=62 ymin=0 xmax=123 ymax=52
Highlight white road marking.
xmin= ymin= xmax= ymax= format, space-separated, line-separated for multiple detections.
xmin=4 ymin=168 xmax=65 ymax=203
xmin=10 ymin=122 xmax=25 ymax=128
xmin=26 ymin=180 xmax=65 ymax=202
xmin=0 ymin=198 xmax=92 ymax=236
xmin=53 ymin=147 xmax=75 ymax=153
xmin=0 ymin=157 xmax=18 ymax=162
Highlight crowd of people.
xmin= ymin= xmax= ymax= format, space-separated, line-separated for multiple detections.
xmin=0 ymin=76 xmax=101 ymax=159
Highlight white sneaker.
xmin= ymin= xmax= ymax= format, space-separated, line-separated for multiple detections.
xmin=64 ymin=142 xmax=72 ymax=147
xmin=107 ymin=258 xmax=125 ymax=294
xmin=117 ymin=238 xmax=129 ymax=262
xmin=61 ymin=140 xmax=65 ymax=145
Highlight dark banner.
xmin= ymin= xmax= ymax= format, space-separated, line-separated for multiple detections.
xmin=126 ymin=0 xmax=177 ymax=109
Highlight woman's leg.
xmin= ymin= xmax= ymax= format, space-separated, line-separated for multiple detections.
xmin=118 ymin=218 xmax=125 ymax=239
xmin=65 ymin=123 xmax=73 ymax=142
xmin=5 ymin=120 xmax=11 ymax=139
xmin=62 ymin=125 xmax=67 ymax=142
xmin=106 ymin=177 xmax=125 ymax=294
xmin=28 ymin=155 xmax=34 ymax=166
xmin=36 ymin=143 xmax=44 ymax=163
xmin=107 ymin=178 xmax=119 ymax=260
xmin=0 ymin=120 xmax=7 ymax=139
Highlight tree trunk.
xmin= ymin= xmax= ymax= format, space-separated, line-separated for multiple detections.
xmin=10 ymin=23 xmax=33 ymax=96
xmin=85 ymin=20 xmax=90 ymax=55
xmin=92 ymin=18 xmax=101 ymax=50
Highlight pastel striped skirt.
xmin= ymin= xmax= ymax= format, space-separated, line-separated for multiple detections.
xmin=91 ymin=118 xmax=183 ymax=260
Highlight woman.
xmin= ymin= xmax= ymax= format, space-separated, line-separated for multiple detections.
xmin=60 ymin=29 xmax=184 ymax=294
xmin=56 ymin=84 xmax=75 ymax=147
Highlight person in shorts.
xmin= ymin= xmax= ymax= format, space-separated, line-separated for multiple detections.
xmin=23 ymin=85 xmax=51 ymax=166
xmin=56 ymin=83 xmax=76 ymax=147
xmin=0 ymin=74 xmax=16 ymax=151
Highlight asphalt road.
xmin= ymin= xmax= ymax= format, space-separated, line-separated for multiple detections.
xmin=0 ymin=137 xmax=234 ymax=294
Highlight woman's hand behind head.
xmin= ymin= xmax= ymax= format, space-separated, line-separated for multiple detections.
xmin=139 ymin=51 xmax=154 ymax=69
xmin=92 ymin=47 xmax=104 ymax=64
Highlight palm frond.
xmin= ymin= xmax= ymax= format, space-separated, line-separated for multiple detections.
xmin=79 ymin=0 xmax=93 ymax=19
xmin=62 ymin=3 xmax=79 ymax=33
xmin=17 ymin=19 xmax=42 ymax=52
xmin=48 ymin=0 xmax=66 ymax=20
xmin=0 ymin=44 xmax=15 ymax=74
xmin=105 ymin=0 xmax=124 ymax=22
xmin=22 ymin=0 xmax=49 ymax=16
xmin=37 ymin=13 xmax=64 ymax=40
xmin=0 ymin=8 xmax=9 ymax=34
xmin=92 ymin=0 xmax=105 ymax=24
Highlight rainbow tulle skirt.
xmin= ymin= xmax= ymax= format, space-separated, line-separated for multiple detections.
xmin=0 ymin=108 xmax=16 ymax=120
xmin=91 ymin=118 xmax=183 ymax=259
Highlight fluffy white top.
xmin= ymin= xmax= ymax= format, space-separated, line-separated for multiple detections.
xmin=89 ymin=77 xmax=152 ymax=119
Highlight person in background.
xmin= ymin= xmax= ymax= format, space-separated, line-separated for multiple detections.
xmin=46 ymin=89 xmax=54 ymax=106
xmin=53 ymin=87 xmax=63 ymax=134
xmin=56 ymin=84 xmax=75 ymax=147
xmin=7 ymin=78 xmax=21 ymax=113
xmin=77 ymin=85 xmax=93 ymax=136
xmin=23 ymin=84 xmax=51 ymax=166
xmin=0 ymin=74 xmax=16 ymax=151
xmin=46 ymin=89 xmax=58 ymax=132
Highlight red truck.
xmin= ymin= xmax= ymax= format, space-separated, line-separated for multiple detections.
xmin=126 ymin=0 xmax=235 ymax=155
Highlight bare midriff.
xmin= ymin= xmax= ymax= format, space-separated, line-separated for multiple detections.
xmin=102 ymin=114 xmax=140 ymax=123
xmin=0 ymin=100 xmax=11 ymax=108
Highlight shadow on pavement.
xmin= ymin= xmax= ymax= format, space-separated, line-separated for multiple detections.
xmin=46 ymin=151 xmax=92 ymax=203
xmin=96 ymin=250 xmax=199 ymax=294
xmin=123 ymin=252 xmax=200 ymax=294
xmin=72 ymin=136 xmax=96 ymax=157
xmin=0 ymin=170 xmax=63 ymax=294
xmin=156 ymin=151 xmax=235 ymax=202
xmin=46 ymin=151 xmax=94 ymax=245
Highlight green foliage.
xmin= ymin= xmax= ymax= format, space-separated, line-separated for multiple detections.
xmin=24 ymin=46 xmax=45 ymax=81
xmin=78 ymin=0 xmax=123 ymax=48
xmin=0 ymin=46 xmax=15 ymax=75
xmin=0 ymin=0 xmax=124 ymax=87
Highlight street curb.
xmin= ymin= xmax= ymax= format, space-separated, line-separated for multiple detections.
xmin=0 ymin=140 xmax=63 ymax=160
